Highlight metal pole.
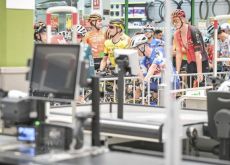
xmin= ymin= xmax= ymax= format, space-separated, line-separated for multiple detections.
xmin=124 ymin=0 xmax=129 ymax=34
xmin=191 ymin=0 xmax=195 ymax=25
xmin=213 ymin=19 xmax=218 ymax=77
xmin=117 ymin=61 xmax=125 ymax=119
xmin=164 ymin=1 xmax=182 ymax=165
xmin=91 ymin=76 xmax=101 ymax=146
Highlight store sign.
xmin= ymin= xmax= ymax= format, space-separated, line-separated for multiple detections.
xmin=6 ymin=0 xmax=35 ymax=10
xmin=93 ymin=0 xmax=100 ymax=9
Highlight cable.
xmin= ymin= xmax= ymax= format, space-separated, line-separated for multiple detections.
xmin=212 ymin=0 xmax=230 ymax=16
xmin=199 ymin=0 xmax=209 ymax=20
xmin=178 ymin=0 xmax=192 ymax=22
xmin=159 ymin=0 xmax=180 ymax=23
xmin=146 ymin=0 xmax=164 ymax=23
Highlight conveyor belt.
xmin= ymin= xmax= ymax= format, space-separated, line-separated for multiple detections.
xmin=47 ymin=104 xmax=207 ymax=142
xmin=84 ymin=118 xmax=163 ymax=142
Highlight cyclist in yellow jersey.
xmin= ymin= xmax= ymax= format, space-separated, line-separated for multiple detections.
xmin=84 ymin=13 xmax=105 ymax=70
xmin=100 ymin=19 xmax=130 ymax=71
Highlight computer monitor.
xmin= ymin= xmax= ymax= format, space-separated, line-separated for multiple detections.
xmin=114 ymin=49 xmax=141 ymax=76
xmin=29 ymin=44 xmax=81 ymax=102
xmin=17 ymin=126 xmax=36 ymax=142
xmin=207 ymin=91 xmax=230 ymax=139
xmin=207 ymin=91 xmax=230 ymax=160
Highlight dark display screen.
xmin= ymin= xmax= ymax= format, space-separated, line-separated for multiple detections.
xmin=29 ymin=44 xmax=80 ymax=101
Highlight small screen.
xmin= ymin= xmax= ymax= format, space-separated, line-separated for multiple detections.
xmin=17 ymin=127 xmax=36 ymax=142
xmin=29 ymin=44 xmax=80 ymax=101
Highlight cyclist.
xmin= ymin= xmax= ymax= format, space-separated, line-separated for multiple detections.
xmin=130 ymin=34 xmax=179 ymax=105
xmin=99 ymin=19 xmax=130 ymax=71
xmin=143 ymin=23 xmax=155 ymax=46
xmin=75 ymin=25 xmax=95 ymax=104
xmin=172 ymin=9 xmax=209 ymax=86
xmin=220 ymin=23 xmax=230 ymax=34
xmin=34 ymin=22 xmax=66 ymax=44
xmin=218 ymin=25 xmax=230 ymax=58
xmin=203 ymin=36 xmax=214 ymax=71
xmin=73 ymin=25 xmax=95 ymax=78
xmin=84 ymin=13 xmax=105 ymax=70
xmin=218 ymin=25 xmax=230 ymax=69
xmin=131 ymin=34 xmax=166 ymax=81
xmin=154 ymin=29 xmax=163 ymax=40
xmin=34 ymin=22 xmax=47 ymax=43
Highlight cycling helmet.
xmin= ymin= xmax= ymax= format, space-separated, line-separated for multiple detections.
xmin=130 ymin=34 xmax=148 ymax=48
xmin=171 ymin=9 xmax=186 ymax=19
xmin=220 ymin=23 xmax=230 ymax=32
xmin=203 ymin=36 xmax=210 ymax=44
xmin=143 ymin=24 xmax=155 ymax=31
xmin=34 ymin=22 xmax=46 ymax=41
xmin=109 ymin=19 xmax=124 ymax=30
xmin=36 ymin=23 xmax=47 ymax=33
xmin=88 ymin=13 xmax=102 ymax=22
xmin=207 ymin=24 xmax=215 ymax=36
xmin=58 ymin=31 xmax=66 ymax=36
xmin=75 ymin=25 xmax=87 ymax=37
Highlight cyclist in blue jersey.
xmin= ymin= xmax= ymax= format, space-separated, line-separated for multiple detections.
xmin=131 ymin=34 xmax=180 ymax=105
xmin=143 ymin=23 xmax=155 ymax=47
xmin=131 ymin=34 xmax=165 ymax=81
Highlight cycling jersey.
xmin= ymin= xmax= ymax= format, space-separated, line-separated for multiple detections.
xmin=174 ymin=25 xmax=208 ymax=64
xmin=82 ymin=44 xmax=95 ymax=78
xmin=150 ymin=38 xmax=165 ymax=49
xmin=218 ymin=35 xmax=230 ymax=58
xmin=104 ymin=34 xmax=130 ymax=67
xmin=139 ymin=47 xmax=165 ymax=75
xmin=84 ymin=30 xmax=105 ymax=58
xmin=207 ymin=44 xmax=214 ymax=64
xmin=140 ymin=46 xmax=180 ymax=90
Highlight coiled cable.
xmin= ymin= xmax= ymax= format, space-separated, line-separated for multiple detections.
xmin=178 ymin=0 xmax=192 ymax=22
xmin=199 ymin=0 xmax=209 ymax=20
xmin=146 ymin=0 xmax=164 ymax=23
xmin=159 ymin=0 xmax=181 ymax=23
xmin=212 ymin=0 xmax=230 ymax=16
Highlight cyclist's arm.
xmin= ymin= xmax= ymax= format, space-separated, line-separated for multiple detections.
xmin=174 ymin=37 xmax=182 ymax=73
xmin=99 ymin=54 xmax=108 ymax=71
xmin=144 ymin=63 xmax=158 ymax=81
xmin=192 ymin=29 xmax=204 ymax=74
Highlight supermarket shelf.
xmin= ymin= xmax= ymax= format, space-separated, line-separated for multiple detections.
xmin=111 ymin=2 xmax=146 ymax=5
xmin=110 ymin=16 xmax=146 ymax=19
xmin=128 ymin=26 xmax=143 ymax=29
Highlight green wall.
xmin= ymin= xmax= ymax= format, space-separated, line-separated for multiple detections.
xmin=0 ymin=1 xmax=34 ymax=67
xmin=0 ymin=0 xmax=6 ymax=66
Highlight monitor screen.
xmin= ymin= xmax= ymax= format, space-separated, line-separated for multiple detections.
xmin=114 ymin=49 xmax=141 ymax=75
xmin=207 ymin=91 xmax=230 ymax=139
xmin=29 ymin=44 xmax=81 ymax=102
xmin=36 ymin=123 xmax=72 ymax=150
xmin=17 ymin=126 xmax=36 ymax=142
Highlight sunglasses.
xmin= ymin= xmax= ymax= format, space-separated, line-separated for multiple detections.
xmin=144 ymin=29 xmax=153 ymax=33
xmin=108 ymin=25 xmax=115 ymax=29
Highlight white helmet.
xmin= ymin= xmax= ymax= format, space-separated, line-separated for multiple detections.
xmin=220 ymin=23 xmax=230 ymax=32
xmin=130 ymin=34 xmax=148 ymax=48
xmin=143 ymin=24 xmax=155 ymax=31
xmin=74 ymin=25 xmax=87 ymax=37
xmin=207 ymin=24 xmax=215 ymax=36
